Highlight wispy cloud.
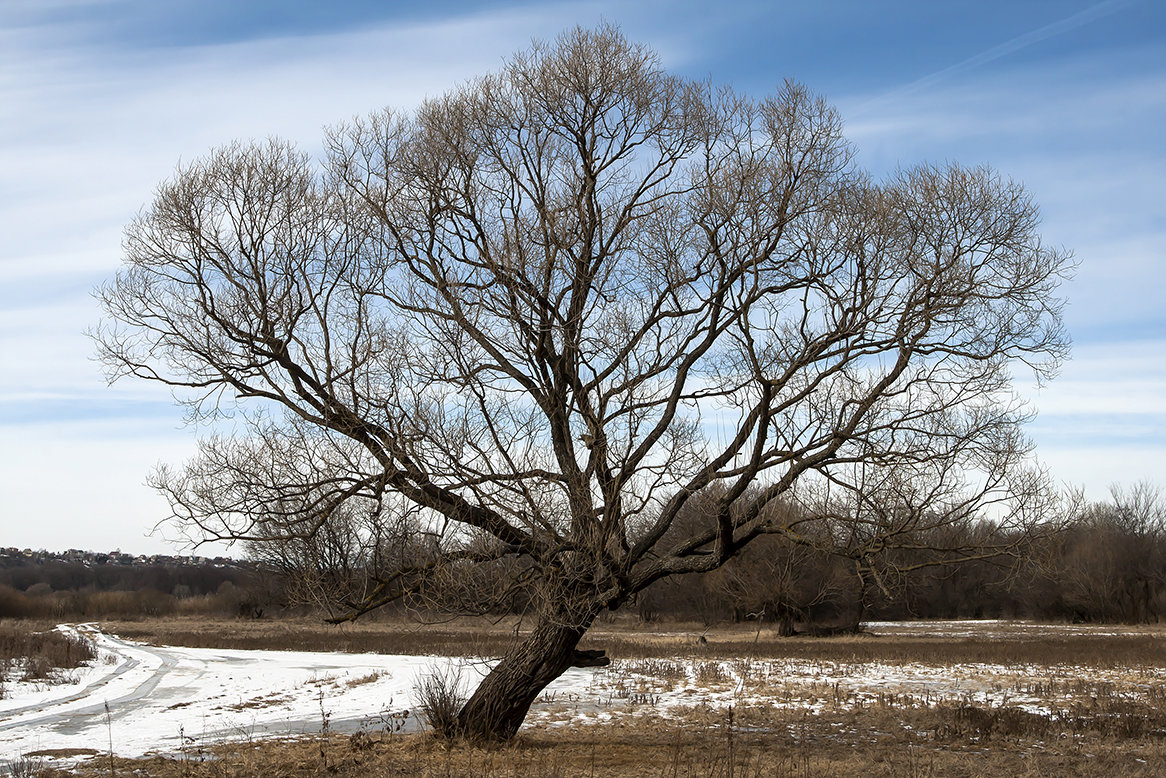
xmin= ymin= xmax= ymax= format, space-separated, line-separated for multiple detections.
xmin=853 ymin=0 xmax=1138 ymax=111
xmin=835 ymin=45 xmax=1166 ymax=344
xmin=0 ymin=4 xmax=603 ymax=552
xmin=1019 ymin=339 xmax=1166 ymax=495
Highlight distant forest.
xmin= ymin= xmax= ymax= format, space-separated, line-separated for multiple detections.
xmin=2 ymin=483 xmax=1162 ymax=627
xmin=0 ymin=550 xmax=265 ymax=619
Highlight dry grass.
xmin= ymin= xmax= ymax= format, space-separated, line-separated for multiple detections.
xmin=31 ymin=708 xmax=1166 ymax=778
xmin=102 ymin=615 xmax=522 ymax=657
xmin=0 ymin=621 xmax=95 ymax=692
xmin=414 ymin=663 xmax=467 ymax=737
xmin=102 ymin=614 xmax=1166 ymax=667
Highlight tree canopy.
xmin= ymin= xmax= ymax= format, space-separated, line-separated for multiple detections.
xmin=96 ymin=26 xmax=1070 ymax=739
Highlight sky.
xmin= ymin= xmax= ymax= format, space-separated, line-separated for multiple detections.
xmin=1 ymin=0 xmax=1162 ymax=555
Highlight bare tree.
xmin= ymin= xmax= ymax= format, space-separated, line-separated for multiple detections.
xmin=708 ymin=528 xmax=848 ymax=636
xmin=241 ymin=495 xmax=425 ymax=619
xmin=1057 ymin=482 xmax=1166 ymax=622
xmin=95 ymin=26 xmax=1070 ymax=740
xmin=792 ymin=455 xmax=1062 ymax=626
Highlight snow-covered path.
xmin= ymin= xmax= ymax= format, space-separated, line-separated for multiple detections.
xmin=1 ymin=625 xmax=455 ymax=761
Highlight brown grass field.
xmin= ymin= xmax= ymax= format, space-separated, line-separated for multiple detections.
xmin=102 ymin=614 xmax=1165 ymax=666
xmin=13 ymin=616 xmax=1166 ymax=777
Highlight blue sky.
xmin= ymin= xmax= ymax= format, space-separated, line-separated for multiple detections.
xmin=1 ymin=0 xmax=1163 ymax=554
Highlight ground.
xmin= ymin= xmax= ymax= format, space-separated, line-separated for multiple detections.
xmin=2 ymin=617 xmax=1163 ymax=776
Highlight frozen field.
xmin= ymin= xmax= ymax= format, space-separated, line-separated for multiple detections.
xmin=2 ymin=621 xmax=1163 ymax=766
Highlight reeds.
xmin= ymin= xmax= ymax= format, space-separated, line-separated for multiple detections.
xmin=0 ymin=623 xmax=95 ymax=693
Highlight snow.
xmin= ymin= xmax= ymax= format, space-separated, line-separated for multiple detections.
xmin=860 ymin=619 xmax=1163 ymax=639
xmin=1 ymin=624 xmax=456 ymax=762
xmin=2 ymin=621 xmax=1163 ymax=768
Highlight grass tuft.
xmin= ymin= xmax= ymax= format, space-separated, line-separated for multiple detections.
xmin=413 ymin=663 xmax=466 ymax=738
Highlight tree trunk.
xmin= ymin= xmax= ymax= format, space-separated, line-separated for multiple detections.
xmin=847 ymin=565 xmax=871 ymax=633
xmin=453 ymin=607 xmax=607 ymax=741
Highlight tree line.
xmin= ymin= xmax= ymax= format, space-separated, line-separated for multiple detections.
xmin=639 ymin=482 xmax=1166 ymax=628
xmin=3 ymin=481 xmax=1160 ymax=627
xmin=0 ymin=557 xmax=264 ymax=619
xmin=251 ymin=481 xmax=1163 ymax=630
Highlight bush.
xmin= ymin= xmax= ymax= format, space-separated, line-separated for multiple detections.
xmin=413 ymin=664 xmax=466 ymax=738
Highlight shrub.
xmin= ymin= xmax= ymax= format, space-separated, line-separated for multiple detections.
xmin=413 ymin=664 xmax=466 ymax=738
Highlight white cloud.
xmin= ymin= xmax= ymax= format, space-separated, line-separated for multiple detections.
xmin=1035 ymin=443 xmax=1166 ymax=498
xmin=1 ymin=3 xmax=1162 ymax=553
xmin=1025 ymin=339 xmax=1166 ymax=415
xmin=1017 ymin=338 xmax=1166 ymax=499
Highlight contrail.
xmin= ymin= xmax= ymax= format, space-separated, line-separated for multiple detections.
xmin=853 ymin=0 xmax=1136 ymax=113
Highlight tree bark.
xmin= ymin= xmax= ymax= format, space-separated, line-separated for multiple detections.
xmin=453 ymin=608 xmax=606 ymax=741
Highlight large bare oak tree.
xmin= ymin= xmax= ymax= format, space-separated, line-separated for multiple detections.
xmin=96 ymin=27 xmax=1070 ymax=740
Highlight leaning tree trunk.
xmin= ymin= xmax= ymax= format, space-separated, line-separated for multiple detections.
xmin=452 ymin=607 xmax=608 ymax=741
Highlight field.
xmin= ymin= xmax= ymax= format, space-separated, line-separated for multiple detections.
xmin=3 ymin=617 xmax=1164 ymax=777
